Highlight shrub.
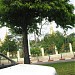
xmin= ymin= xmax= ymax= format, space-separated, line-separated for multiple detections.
xmin=31 ymin=47 xmax=41 ymax=56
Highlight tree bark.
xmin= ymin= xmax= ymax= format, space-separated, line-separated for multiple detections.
xmin=22 ymin=29 xmax=30 ymax=64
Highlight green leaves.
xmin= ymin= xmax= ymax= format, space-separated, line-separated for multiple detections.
xmin=40 ymin=31 xmax=65 ymax=53
xmin=31 ymin=47 xmax=41 ymax=56
xmin=1 ymin=35 xmax=17 ymax=52
xmin=0 ymin=0 xmax=75 ymax=31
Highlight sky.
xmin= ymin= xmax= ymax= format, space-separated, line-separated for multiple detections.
xmin=0 ymin=27 xmax=7 ymax=41
xmin=0 ymin=0 xmax=75 ymax=41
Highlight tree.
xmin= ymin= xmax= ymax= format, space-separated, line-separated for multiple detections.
xmin=41 ymin=31 xmax=65 ymax=54
xmin=31 ymin=47 xmax=41 ymax=56
xmin=54 ymin=31 xmax=65 ymax=52
xmin=1 ymin=35 xmax=17 ymax=53
xmin=67 ymin=33 xmax=75 ymax=52
xmin=0 ymin=0 xmax=75 ymax=64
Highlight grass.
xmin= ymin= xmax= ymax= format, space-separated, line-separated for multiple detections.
xmin=42 ymin=61 xmax=75 ymax=75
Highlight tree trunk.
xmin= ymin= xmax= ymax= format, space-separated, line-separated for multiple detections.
xmin=22 ymin=29 xmax=30 ymax=64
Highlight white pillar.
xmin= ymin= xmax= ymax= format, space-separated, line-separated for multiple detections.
xmin=69 ymin=43 xmax=73 ymax=53
xmin=17 ymin=51 xmax=20 ymax=60
xmin=41 ymin=48 xmax=44 ymax=56
xmin=55 ymin=46 xmax=58 ymax=54
xmin=7 ymin=52 xmax=9 ymax=57
xmin=28 ymin=35 xmax=31 ymax=56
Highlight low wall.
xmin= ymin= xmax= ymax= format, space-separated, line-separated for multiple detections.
xmin=31 ymin=52 xmax=75 ymax=62
xmin=12 ymin=52 xmax=75 ymax=63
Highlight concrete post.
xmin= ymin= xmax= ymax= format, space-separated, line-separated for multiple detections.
xmin=17 ymin=51 xmax=20 ymax=61
xmin=55 ymin=46 xmax=58 ymax=55
xmin=69 ymin=43 xmax=73 ymax=53
xmin=7 ymin=52 xmax=9 ymax=57
xmin=41 ymin=48 xmax=44 ymax=56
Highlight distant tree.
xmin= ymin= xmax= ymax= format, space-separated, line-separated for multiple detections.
xmin=31 ymin=47 xmax=41 ymax=56
xmin=54 ymin=31 xmax=65 ymax=52
xmin=41 ymin=31 xmax=65 ymax=54
xmin=67 ymin=33 xmax=75 ymax=52
xmin=0 ymin=0 xmax=75 ymax=63
xmin=1 ymin=35 xmax=17 ymax=54
xmin=67 ymin=33 xmax=75 ymax=43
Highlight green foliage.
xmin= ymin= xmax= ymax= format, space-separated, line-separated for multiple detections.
xmin=67 ymin=33 xmax=75 ymax=43
xmin=1 ymin=35 xmax=17 ymax=52
xmin=0 ymin=46 xmax=2 ymax=52
xmin=41 ymin=31 xmax=65 ymax=53
xmin=72 ymin=42 xmax=75 ymax=52
xmin=44 ymin=45 xmax=54 ymax=55
xmin=30 ymin=32 xmax=75 ymax=55
xmin=54 ymin=31 xmax=65 ymax=51
xmin=0 ymin=0 xmax=75 ymax=32
xmin=31 ymin=47 xmax=41 ymax=56
xmin=67 ymin=33 xmax=75 ymax=51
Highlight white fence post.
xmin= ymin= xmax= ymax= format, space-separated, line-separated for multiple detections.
xmin=69 ymin=43 xmax=73 ymax=53
xmin=41 ymin=48 xmax=44 ymax=56
xmin=7 ymin=52 xmax=9 ymax=57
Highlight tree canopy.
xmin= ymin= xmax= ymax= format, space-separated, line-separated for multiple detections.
xmin=0 ymin=0 xmax=75 ymax=64
xmin=0 ymin=0 xmax=75 ymax=30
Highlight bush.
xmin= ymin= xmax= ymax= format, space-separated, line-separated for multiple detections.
xmin=31 ymin=47 xmax=41 ymax=56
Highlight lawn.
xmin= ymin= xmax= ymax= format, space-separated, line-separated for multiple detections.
xmin=42 ymin=61 xmax=75 ymax=75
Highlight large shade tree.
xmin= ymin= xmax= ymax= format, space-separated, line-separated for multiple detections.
xmin=0 ymin=0 xmax=75 ymax=64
